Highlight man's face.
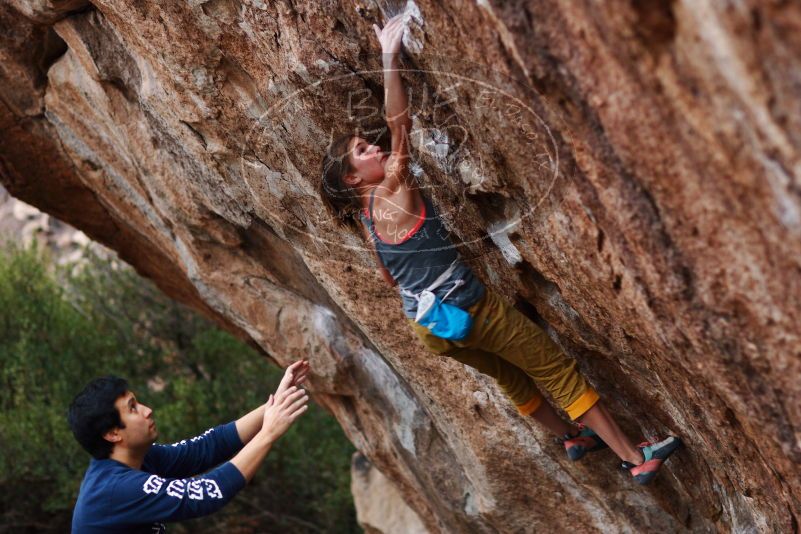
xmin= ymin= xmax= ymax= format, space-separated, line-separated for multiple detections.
xmin=112 ymin=391 xmax=158 ymax=450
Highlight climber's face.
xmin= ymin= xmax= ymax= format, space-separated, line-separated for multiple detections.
xmin=344 ymin=136 xmax=388 ymax=188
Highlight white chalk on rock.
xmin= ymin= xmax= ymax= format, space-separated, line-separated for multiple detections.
xmin=401 ymin=1 xmax=425 ymax=55
xmin=487 ymin=220 xmax=523 ymax=266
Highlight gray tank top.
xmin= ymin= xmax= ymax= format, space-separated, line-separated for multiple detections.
xmin=359 ymin=190 xmax=485 ymax=319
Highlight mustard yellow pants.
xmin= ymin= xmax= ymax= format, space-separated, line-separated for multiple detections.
xmin=411 ymin=289 xmax=598 ymax=419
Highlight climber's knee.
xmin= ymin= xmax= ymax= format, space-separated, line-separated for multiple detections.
xmin=564 ymin=387 xmax=599 ymax=420
xmin=515 ymin=393 xmax=543 ymax=417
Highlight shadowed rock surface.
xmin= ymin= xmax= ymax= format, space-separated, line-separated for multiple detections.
xmin=1 ymin=1 xmax=799 ymax=532
xmin=351 ymin=452 xmax=428 ymax=534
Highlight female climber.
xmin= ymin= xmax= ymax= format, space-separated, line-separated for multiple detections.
xmin=318 ymin=13 xmax=681 ymax=484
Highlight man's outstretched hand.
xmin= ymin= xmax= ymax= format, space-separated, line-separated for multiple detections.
xmin=275 ymin=359 xmax=310 ymax=397
xmin=259 ymin=360 xmax=310 ymax=444
xmin=231 ymin=365 xmax=310 ymax=481
xmin=260 ymin=386 xmax=308 ymax=444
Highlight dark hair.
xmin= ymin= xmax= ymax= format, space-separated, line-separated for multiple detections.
xmin=68 ymin=376 xmax=129 ymax=459
xmin=319 ymin=134 xmax=361 ymax=230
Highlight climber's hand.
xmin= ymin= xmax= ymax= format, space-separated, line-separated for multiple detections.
xmin=373 ymin=14 xmax=405 ymax=55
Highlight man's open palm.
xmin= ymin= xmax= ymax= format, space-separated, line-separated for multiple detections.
xmin=275 ymin=359 xmax=310 ymax=400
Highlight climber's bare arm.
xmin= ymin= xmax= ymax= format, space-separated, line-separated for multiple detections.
xmin=374 ymin=15 xmax=414 ymax=196
xmin=372 ymin=14 xmax=421 ymax=227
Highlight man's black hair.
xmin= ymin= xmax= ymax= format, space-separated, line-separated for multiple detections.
xmin=68 ymin=376 xmax=129 ymax=459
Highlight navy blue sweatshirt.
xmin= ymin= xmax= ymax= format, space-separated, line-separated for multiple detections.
xmin=71 ymin=422 xmax=246 ymax=533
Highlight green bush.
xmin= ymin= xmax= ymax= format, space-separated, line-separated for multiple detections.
xmin=0 ymin=244 xmax=358 ymax=533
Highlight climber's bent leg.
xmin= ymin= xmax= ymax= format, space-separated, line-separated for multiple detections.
xmin=464 ymin=290 xmax=598 ymax=419
xmin=410 ymin=321 xmax=546 ymax=417
xmin=436 ymin=341 xmax=576 ymax=437
xmin=444 ymin=346 xmax=549 ymax=418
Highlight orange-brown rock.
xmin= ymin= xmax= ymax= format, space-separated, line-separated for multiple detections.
xmin=1 ymin=1 xmax=799 ymax=531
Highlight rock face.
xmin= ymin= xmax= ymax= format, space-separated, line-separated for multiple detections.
xmin=1 ymin=0 xmax=800 ymax=531
xmin=351 ymin=452 xmax=429 ymax=534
